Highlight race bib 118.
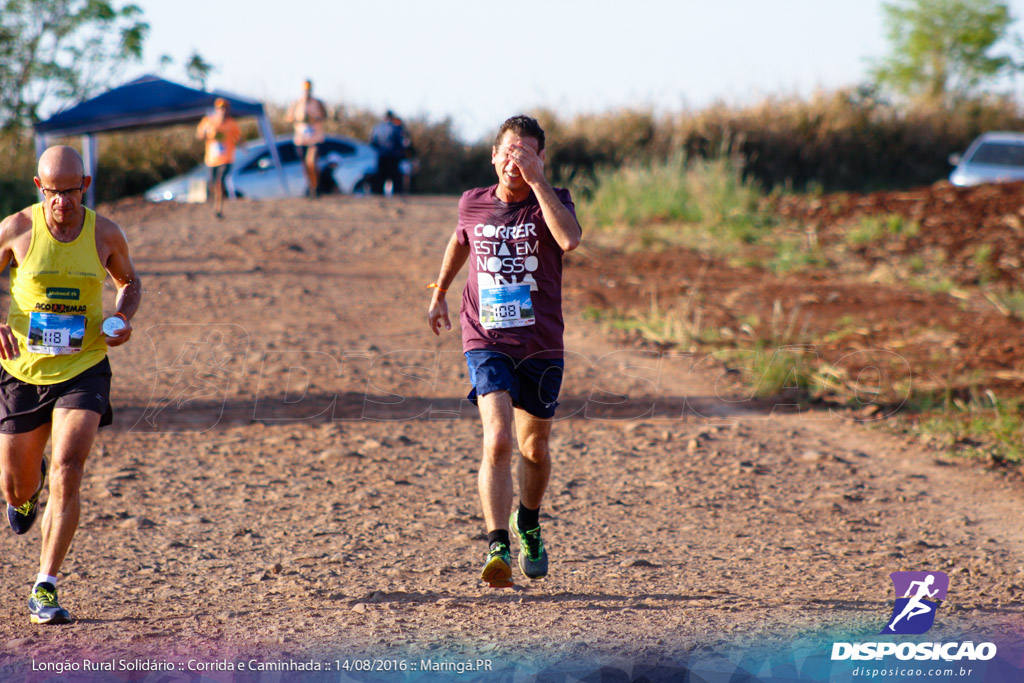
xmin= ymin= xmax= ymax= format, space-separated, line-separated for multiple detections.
xmin=27 ymin=311 xmax=86 ymax=355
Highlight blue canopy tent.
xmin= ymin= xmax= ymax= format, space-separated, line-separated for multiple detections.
xmin=33 ymin=75 xmax=287 ymax=206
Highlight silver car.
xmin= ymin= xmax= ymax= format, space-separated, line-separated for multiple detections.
xmin=145 ymin=135 xmax=379 ymax=202
xmin=949 ymin=132 xmax=1024 ymax=186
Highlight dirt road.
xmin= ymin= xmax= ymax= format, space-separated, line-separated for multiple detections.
xmin=0 ymin=195 xmax=1021 ymax=682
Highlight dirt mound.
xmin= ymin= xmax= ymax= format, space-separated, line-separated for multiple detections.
xmin=568 ymin=244 xmax=1024 ymax=403
xmin=771 ymin=181 xmax=1024 ymax=288
xmin=567 ymin=181 xmax=1024 ymax=412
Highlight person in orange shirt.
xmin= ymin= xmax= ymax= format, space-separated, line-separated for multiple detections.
xmin=285 ymin=80 xmax=327 ymax=198
xmin=196 ymin=98 xmax=243 ymax=218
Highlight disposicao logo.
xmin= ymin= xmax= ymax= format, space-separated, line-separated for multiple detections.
xmin=881 ymin=571 xmax=948 ymax=635
xmin=831 ymin=570 xmax=998 ymax=662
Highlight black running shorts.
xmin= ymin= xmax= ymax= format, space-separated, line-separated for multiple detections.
xmin=208 ymin=162 xmax=231 ymax=192
xmin=0 ymin=357 xmax=113 ymax=434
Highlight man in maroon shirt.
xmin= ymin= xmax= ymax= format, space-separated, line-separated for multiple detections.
xmin=428 ymin=116 xmax=582 ymax=588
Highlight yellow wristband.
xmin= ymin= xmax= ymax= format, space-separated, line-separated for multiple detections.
xmin=428 ymin=282 xmax=448 ymax=293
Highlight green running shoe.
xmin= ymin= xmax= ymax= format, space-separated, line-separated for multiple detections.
xmin=29 ymin=583 xmax=71 ymax=625
xmin=510 ymin=510 xmax=548 ymax=579
xmin=7 ymin=457 xmax=47 ymax=535
xmin=480 ymin=542 xmax=513 ymax=588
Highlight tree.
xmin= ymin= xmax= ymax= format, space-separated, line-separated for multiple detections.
xmin=154 ymin=51 xmax=216 ymax=92
xmin=0 ymin=0 xmax=149 ymax=134
xmin=870 ymin=0 xmax=1023 ymax=104
xmin=184 ymin=52 xmax=214 ymax=91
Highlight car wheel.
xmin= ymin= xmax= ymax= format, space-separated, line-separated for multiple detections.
xmin=318 ymin=165 xmax=339 ymax=195
xmin=354 ymin=175 xmax=373 ymax=195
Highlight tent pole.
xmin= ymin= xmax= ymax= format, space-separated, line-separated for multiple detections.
xmin=258 ymin=114 xmax=289 ymax=195
xmin=33 ymin=134 xmax=47 ymax=202
xmin=82 ymin=135 xmax=98 ymax=207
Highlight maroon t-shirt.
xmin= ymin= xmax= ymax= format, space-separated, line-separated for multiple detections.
xmin=456 ymin=184 xmax=576 ymax=359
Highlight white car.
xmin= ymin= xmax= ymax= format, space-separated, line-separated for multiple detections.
xmin=145 ymin=136 xmax=379 ymax=202
xmin=949 ymin=132 xmax=1024 ymax=186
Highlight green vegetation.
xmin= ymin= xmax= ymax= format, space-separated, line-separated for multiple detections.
xmin=582 ymin=292 xmax=708 ymax=348
xmin=845 ymin=213 xmax=921 ymax=246
xmin=577 ymin=153 xmax=775 ymax=255
xmin=871 ymin=0 xmax=1023 ymax=105
xmin=588 ymin=277 xmax=1024 ymax=466
xmin=0 ymin=1 xmax=212 ymax=136
xmin=0 ymin=0 xmax=213 ymax=214
xmin=0 ymin=1 xmax=149 ymax=134
xmin=712 ymin=304 xmax=906 ymax=403
xmin=579 ymin=154 xmax=702 ymax=228
xmin=907 ymin=389 xmax=1024 ymax=462
xmin=987 ymin=288 xmax=1024 ymax=317
xmin=972 ymin=243 xmax=1002 ymax=284
xmin=764 ymin=236 xmax=827 ymax=274
xmin=4 ymin=85 xmax=1024 ymax=212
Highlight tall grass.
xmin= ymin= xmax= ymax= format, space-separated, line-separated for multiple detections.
xmin=5 ymin=87 xmax=1023 ymax=204
xmin=577 ymin=152 xmax=773 ymax=252
xmin=579 ymin=154 xmax=700 ymax=228
xmin=909 ymin=389 xmax=1024 ymax=463
xmin=539 ymin=90 xmax=1024 ymax=195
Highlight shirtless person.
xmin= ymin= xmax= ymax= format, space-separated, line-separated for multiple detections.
xmin=285 ymin=79 xmax=327 ymax=198
xmin=0 ymin=146 xmax=141 ymax=624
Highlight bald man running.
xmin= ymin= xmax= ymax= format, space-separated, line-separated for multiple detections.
xmin=0 ymin=145 xmax=141 ymax=624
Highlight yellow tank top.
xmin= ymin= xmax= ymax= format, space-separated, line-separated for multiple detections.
xmin=1 ymin=204 xmax=107 ymax=384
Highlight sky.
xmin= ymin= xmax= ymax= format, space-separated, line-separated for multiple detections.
xmin=128 ymin=0 xmax=1024 ymax=142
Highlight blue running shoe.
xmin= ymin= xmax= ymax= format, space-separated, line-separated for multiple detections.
xmin=480 ymin=542 xmax=513 ymax=588
xmin=510 ymin=509 xmax=548 ymax=579
xmin=8 ymin=457 xmax=47 ymax=535
xmin=29 ymin=583 xmax=71 ymax=625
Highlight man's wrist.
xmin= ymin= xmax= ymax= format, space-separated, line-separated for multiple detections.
xmin=528 ymin=175 xmax=553 ymax=193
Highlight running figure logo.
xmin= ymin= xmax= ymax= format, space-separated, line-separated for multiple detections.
xmin=881 ymin=571 xmax=949 ymax=635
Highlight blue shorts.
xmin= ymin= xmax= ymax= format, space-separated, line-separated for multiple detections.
xmin=465 ymin=351 xmax=564 ymax=419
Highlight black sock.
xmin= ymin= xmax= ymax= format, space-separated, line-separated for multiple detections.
xmin=518 ymin=504 xmax=540 ymax=531
xmin=487 ymin=530 xmax=510 ymax=548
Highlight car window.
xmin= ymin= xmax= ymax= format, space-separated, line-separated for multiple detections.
xmin=321 ymin=140 xmax=356 ymax=156
xmin=239 ymin=155 xmax=267 ymax=174
xmin=969 ymin=142 xmax=1024 ymax=167
xmin=276 ymin=142 xmax=300 ymax=164
xmin=239 ymin=143 xmax=300 ymax=173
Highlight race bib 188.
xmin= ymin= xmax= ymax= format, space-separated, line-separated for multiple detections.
xmin=479 ymin=282 xmax=535 ymax=329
